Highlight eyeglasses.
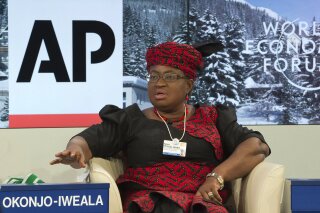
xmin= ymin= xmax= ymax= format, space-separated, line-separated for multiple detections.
xmin=148 ymin=73 xmax=189 ymax=82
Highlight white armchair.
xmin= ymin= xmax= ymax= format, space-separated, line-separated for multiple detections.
xmin=87 ymin=158 xmax=285 ymax=213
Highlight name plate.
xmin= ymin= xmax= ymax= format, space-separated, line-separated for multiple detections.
xmin=289 ymin=179 xmax=320 ymax=212
xmin=0 ymin=183 xmax=109 ymax=213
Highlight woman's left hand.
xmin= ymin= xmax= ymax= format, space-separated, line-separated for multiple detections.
xmin=195 ymin=177 xmax=222 ymax=205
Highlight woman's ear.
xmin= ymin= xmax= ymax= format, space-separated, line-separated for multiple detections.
xmin=186 ymin=79 xmax=194 ymax=94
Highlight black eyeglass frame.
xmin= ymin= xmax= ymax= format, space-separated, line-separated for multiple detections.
xmin=148 ymin=73 xmax=189 ymax=82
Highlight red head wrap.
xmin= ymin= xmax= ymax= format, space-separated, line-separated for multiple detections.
xmin=146 ymin=42 xmax=204 ymax=80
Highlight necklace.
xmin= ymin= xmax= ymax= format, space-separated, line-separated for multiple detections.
xmin=153 ymin=107 xmax=188 ymax=123
xmin=155 ymin=105 xmax=187 ymax=144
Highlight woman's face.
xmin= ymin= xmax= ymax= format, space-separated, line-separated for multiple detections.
xmin=147 ymin=65 xmax=193 ymax=112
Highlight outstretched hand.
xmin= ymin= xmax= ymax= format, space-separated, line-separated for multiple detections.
xmin=50 ymin=148 xmax=86 ymax=169
xmin=195 ymin=177 xmax=223 ymax=206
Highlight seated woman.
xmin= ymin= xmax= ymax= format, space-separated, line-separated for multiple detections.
xmin=51 ymin=41 xmax=270 ymax=213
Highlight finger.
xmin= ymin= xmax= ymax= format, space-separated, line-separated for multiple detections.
xmin=203 ymin=197 xmax=223 ymax=206
xmin=74 ymin=151 xmax=85 ymax=168
xmin=49 ymin=158 xmax=62 ymax=165
xmin=76 ymin=153 xmax=82 ymax=163
xmin=69 ymin=151 xmax=77 ymax=161
xmin=201 ymin=190 xmax=211 ymax=201
xmin=53 ymin=155 xmax=77 ymax=166
xmin=55 ymin=150 xmax=71 ymax=157
xmin=50 ymin=157 xmax=71 ymax=165
xmin=207 ymin=191 xmax=216 ymax=201
xmin=78 ymin=154 xmax=87 ymax=168
xmin=202 ymin=190 xmax=222 ymax=205
xmin=63 ymin=155 xmax=77 ymax=163
xmin=215 ymin=194 xmax=222 ymax=202
xmin=72 ymin=152 xmax=86 ymax=168
xmin=67 ymin=151 xmax=85 ymax=168
xmin=70 ymin=151 xmax=77 ymax=158
xmin=54 ymin=152 xmax=64 ymax=157
xmin=211 ymin=189 xmax=222 ymax=202
xmin=209 ymin=185 xmax=221 ymax=201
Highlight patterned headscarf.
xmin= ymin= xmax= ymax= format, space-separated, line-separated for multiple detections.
xmin=146 ymin=42 xmax=204 ymax=80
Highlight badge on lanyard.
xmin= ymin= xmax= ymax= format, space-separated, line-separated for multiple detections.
xmin=163 ymin=139 xmax=187 ymax=157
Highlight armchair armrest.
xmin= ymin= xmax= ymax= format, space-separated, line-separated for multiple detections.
xmin=88 ymin=158 xmax=284 ymax=213
xmin=232 ymin=161 xmax=285 ymax=213
xmin=87 ymin=157 xmax=124 ymax=213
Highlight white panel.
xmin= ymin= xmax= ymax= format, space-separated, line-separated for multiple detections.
xmin=8 ymin=0 xmax=123 ymax=114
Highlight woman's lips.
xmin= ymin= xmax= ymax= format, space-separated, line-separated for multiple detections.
xmin=154 ymin=92 xmax=167 ymax=100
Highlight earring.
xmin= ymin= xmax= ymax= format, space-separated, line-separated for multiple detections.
xmin=185 ymin=95 xmax=189 ymax=101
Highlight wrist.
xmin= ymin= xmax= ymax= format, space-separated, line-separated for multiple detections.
xmin=206 ymin=171 xmax=224 ymax=190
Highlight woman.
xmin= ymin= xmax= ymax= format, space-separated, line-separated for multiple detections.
xmin=51 ymin=41 xmax=270 ymax=213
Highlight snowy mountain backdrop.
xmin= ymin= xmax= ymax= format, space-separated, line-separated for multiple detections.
xmin=123 ymin=0 xmax=320 ymax=125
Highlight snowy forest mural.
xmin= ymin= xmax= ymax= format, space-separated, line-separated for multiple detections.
xmin=0 ymin=0 xmax=319 ymax=127
xmin=123 ymin=0 xmax=320 ymax=125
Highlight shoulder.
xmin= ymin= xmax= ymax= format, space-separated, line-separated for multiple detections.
xmin=142 ymin=107 xmax=153 ymax=115
xmin=99 ymin=103 xmax=145 ymax=120
xmin=193 ymin=103 xmax=218 ymax=122
xmin=142 ymin=107 xmax=160 ymax=120
xmin=194 ymin=103 xmax=218 ymax=114
xmin=194 ymin=103 xmax=237 ymax=122
xmin=215 ymin=104 xmax=237 ymax=120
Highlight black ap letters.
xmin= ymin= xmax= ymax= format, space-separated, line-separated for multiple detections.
xmin=17 ymin=20 xmax=115 ymax=82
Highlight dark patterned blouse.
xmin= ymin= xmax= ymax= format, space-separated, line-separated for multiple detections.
xmin=77 ymin=104 xmax=267 ymax=213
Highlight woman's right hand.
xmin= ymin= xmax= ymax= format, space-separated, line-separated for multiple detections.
xmin=50 ymin=148 xmax=86 ymax=169
xmin=50 ymin=136 xmax=90 ymax=169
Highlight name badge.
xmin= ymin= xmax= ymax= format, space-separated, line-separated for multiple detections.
xmin=163 ymin=140 xmax=187 ymax=157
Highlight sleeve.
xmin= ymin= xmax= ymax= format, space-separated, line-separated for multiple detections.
xmin=75 ymin=104 xmax=138 ymax=159
xmin=215 ymin=104 xmax=271 ymax=158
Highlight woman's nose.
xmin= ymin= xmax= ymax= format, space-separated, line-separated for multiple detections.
xmin=155 ymin=76 xmax=167 ymax=85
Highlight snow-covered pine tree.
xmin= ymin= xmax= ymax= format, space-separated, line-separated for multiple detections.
xmin=196 ymin=9 xmax=240 ymax=106
xmin=173 ymin=7 xmax=202 ymax=44
xmin=306 ymin=17 xmax=320 ymax=123
xmin=224 ymin=17 xmax=246 ymax=102
xmin=0 ymin=0 xmax=7 ymax=29
xmin=294 ymin=17 xmax=320 ymax=123
xmin=1 ymin=97 xmax=8 ymax=121
xmin=144 ymin=18 xmax=158 ymax=48
xmin=243 ymin=33 xmax=276 ymax=85
xmin=127 ymin=39 xmax=147 ymax=79
xmin=242 ymin=31 xmax=284 ymax=122
xmin=123 ymin=5 xmax=139 ymax=75
xmin=273 ymin=25 xmax=300 ymax=124
xmin=123 ymin=5 xmax=147 ymax=79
